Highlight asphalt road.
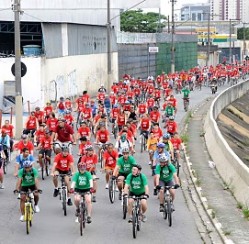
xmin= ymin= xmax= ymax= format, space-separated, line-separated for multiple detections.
xmin=0 ymin=84 xmax=229 ymax=244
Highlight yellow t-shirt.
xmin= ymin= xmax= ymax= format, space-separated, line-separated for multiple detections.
xmin=147 ymin=137 xmax=158 ymax=151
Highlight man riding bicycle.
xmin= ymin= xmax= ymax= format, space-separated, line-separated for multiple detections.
xmin=155 ymin=155 xmax=180 ymax=212
xmin=15 ymin=161 xmax=41 ymax=221
xmin=70 ymin=162 xmax=93 ymax=224
xmin=123 ymin=164 xmax=149 ymax=223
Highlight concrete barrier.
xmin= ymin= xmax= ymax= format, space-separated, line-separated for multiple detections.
xmin=204 ymin=80 xmax=249 ymax=206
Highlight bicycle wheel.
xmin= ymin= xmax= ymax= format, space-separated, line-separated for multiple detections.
xmin=163 ymin=202 xmax=168 ymax=220
xmin=83 ymin=203 xmax=86 ymax=229
xmin=140 ymin=135 xmax=144 ymax=153
xmin=3 ymin=160 xmax=7 ymax=174
xmin=45 ymin=160 xmax=50 ymax=176
xmin=41 ymin=164 xmax=45 ymax=180
xmin=166 ymin=199 xmax=172 ymax=227
xmin=113 ymin=125 xmax=118 ymax=139
xmin=123 ymin=197 xmax=127 ymax=219
xmin=62 ymin=189 xmax=67 ymax=216
xmin=25 ymin=205 xmax=31 ymax=235
xmin=79 ymin=203 xmax=84 ymax=236
xmin=176 ymin=160 xmax=180 ymax=177
xmin=132 ymin=210 xmax=138 ymax=239
xmin=100 ymin=150 xmax=104 ymax=168
xmin=108 ymin=179 xmax=115 ymax=204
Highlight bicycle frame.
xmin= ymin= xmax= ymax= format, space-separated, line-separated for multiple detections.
xmin=58 ymin=174 xmax=69 ymax=216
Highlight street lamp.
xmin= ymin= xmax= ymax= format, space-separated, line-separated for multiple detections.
xmin=170 ymin=0 xmax=177 ymax=74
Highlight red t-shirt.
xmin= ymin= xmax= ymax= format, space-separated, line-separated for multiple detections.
xmin=81 ymin=108 xmax=92 ymax=120
xmin=98 ymin=93 xmax=105 ymax=102
xmin=54 ymin=153 xmax=73 ymax=171
xmin=26 ymin=117 xmax=37 ymax=130
xmin=166 ymin=121 xmax=177 ymax=134
xmin=80 ymin=154 xmax=98 ymax=172
xmin=111 ymin=108 xmax=120 ymax=119
xmin=150 ymin=111 xmax=160 ymax=123
xmin=76 ymin=97 xmax=84 ymax=111
xmin=46 ymin=118 xmax=58 ymax=132
xmin=44 ymin=106 xmax=53 ymax=116
xmin=64 ymin=114 xmax=74 ymax=125
xmin=140 ymin=118 xmax=150 ymax=130
xmin=55 ymin=124 xmax=74 ymax=142
xmin=109 ymin=95 xmax=116 ymax=105
xmin=103 ymin=150 xmax=118 ymax=168
xmin=96 ymin=130 xmax=109 ymax=143
xmin=40 ymin=137 xmax=52 ymax=150
xmin=1 ymin=124 xmax=14 ymax=138
xmin=117 ymin=114 xmax=125 ymax=126
xmin=35 ymin=130 xmax=45 ymax=142
xmin=65 ymin=100 xmax=72 ymax=109
xmin=34 ymin=111 xmax=44 ymax=123
xmin=118 ymin=96 xmax=126 ymax=105
xmin=78 ymin=127 xmax=91 ymax=138
xmin=147 ymin=98 xmax=155 ymax=108
xmin=138 ymin=104 xmax=147 ymax=114
xmin=151 ymin=128 xmax=163 ymax=140
xmin=170 ymin=138 xmax=182 ymax=150
xmin=14 ymin=141 xmax=34 ymax=154
xmin=79 ymin=141 xmax=92 ymax=156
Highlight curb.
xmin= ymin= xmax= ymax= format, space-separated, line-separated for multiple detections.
xmin=181 ymin=99 xmax=235 ymax=244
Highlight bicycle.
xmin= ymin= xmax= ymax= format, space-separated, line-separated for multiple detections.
xmin=129 ymin=195 xmax=147 ymax=239
xmin=140 ymin=131 xmax=147 ymax=153
xmin=122 ymin=193 xmax=128 ymax=219
xmin=183 ymin=98 xmax=189 ymax=112
xmin=14 ymin=189 xmax=42 ymax=234
xmin=172 ymin=150 xmax=180 ymax=177
xmin=57 ymin=173 xmax=70 ymax=216
xmin=108 ymin=173 xmax=117 ymax=204
xmin=113 ymin=122 xmax=118 ymax=139
xmin=41 ymin=151 xmax=50 ymax=180
xmin=95 ymin=143 xmax=107 ymax=169
xmin=78 ymin=191 xmax=90 ymax=236
xmin=160 ymin=185 xmax=177 ymax=227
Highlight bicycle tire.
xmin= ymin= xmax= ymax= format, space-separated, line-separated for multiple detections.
xmin=123 ymin=197 xmax=127 ymax=219
xmin=80 ymin=202 xmax=83 ymax=236
xmin=41 ymin=165 xmax=45 ymax=180
xmin=62 ymin=188 xmax=67 ymax=216
xmin=26 ymin=205 xmax=30 ymax=235
xmin=167 ymin=199 xmax=172 ymax=227
xmin=140 ymin=135 xmax=144 ymax=153
xmin=163 ymin=202 xmax=167 ymax=220
xmin=45 ymin=162 xmax=50 ymax=176
xmin=113 ymin=126 xmax=118 ymax=139
xmin=83 ymin=203 xmax=86 ymax=229
xmin=132 ymin=210 xmax=138 ymax=239
xmin=108 ymin=179 xmax=115 ymax=204
xmin=176 ymin=160 xmax=180 ymax=177
xmin=3 ymin=160 xmax=7 ymax=174
xmin=100 ymin=150 xmax=104 ymax=169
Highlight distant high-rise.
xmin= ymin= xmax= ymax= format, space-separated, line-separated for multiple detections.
xmin=209 ymin=0 xmax=249 ymax=22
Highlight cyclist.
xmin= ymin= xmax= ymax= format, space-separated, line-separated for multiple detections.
xmin=46 ymin=112 xmax=58 ymax=133
xmin=78 ymin=136 xmax=92 ymax=158
xmin=103 ymin=143 xmax=118 ymax=189
xmin=170 ymin=132 xmax=183 ymax=163
xmin=52 ymin=118 xmax=76 ymax=154
xmin=113 ymin=147 xmax=137 ymax=200
xmin=51 ymin=146 xmax=75 ymax=206
xmin=165 ymin=116 xmax=178 ymax=137
xmin=79 ymin=145 xmax=98 ymax=202
xmin=155 ymin=155 xmax=180 ymax=212
xmin=34 ymin=107 xmax=45 ymax=125
xmin=115 ymin=131 xmax=133 ymax=157
xmin=123 ymin=164 xmax=149 ymax=223
xmin=37 ymin=129 xmax=52 ymax=170
xmin=77 ymin=121 xmax=91 ymax=141
xmin=98 ymin=84 xmax=107 ymax=93
xmin=182 ymin=85 xmax=190 ymax=104
xmin=1 ymin=120 xmax=14 ymax=151
xmin=163 ymin=102 xmax=175 ymax=124
xmin=138 ymin=114 xmax=151 ymax=141
xmin=162 ymin=133 xmax=174 ymax=160
xmin=0 ymin=129 xmax=11 ymax=161
xmin=149 ymin=106 xmax=160 ymax=125
xmin=14 ymin=134 xmax=34 ymax=155
xmin=44 ymin=101 xmax=54 ymax=121
xmin=64 ymin=110 xmax=74 ymax=126
xmin=70 ymin=162 xmax=93 ymax=224
xmin=57 ymin=97 xmax=66 ymax=116
xmin=146 ymin=131 xmax=159 ymax=165
xmin=33 ymin=123 xmax=46 ymax=147
xmin=151 ymin=123 xmax=163 ymax=141
xmin=23 ymin=111 xmax=39 ymax=138
xmin=15 ymin=161 xmax=41 ymax=221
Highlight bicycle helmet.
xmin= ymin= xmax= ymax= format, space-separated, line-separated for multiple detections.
xmin=65 ymin=110 xmax=71 ymax=114
xmin=23 ymin=161 xmax=33 ymax=168
xmin=133 ymin=164 xmax=142 ymax=170
xmin=169 ymin=116 xmax=174 ymax=120
xmin=85 ymin=145 xmax=93 ymax=151
xmin=159 ymin=154 xmax=169 ymax=163
xmin=163 ymin=133 xmax=171 ymax=139
xmin=113 ymin=104 xmax=118 ymax=108
xmin=78 ymin=163 xmax=87 ymax=170
xmin=157 ymin=142 xmax=165 ymax=148
xmin=61 ymin=145 xmax=69 ymax=152
xmin=122 ymin=147 xmax=130 ymax=153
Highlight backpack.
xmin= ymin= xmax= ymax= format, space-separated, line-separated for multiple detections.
xmin=58 ymin=102 xmax=65 ymax=110
xmin=22 ymin=168 xmax=34 ymax=179
xmin=160 ymin=165 xmax=172 ymax=176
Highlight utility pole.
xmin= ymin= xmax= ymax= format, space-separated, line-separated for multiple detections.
xmin=13 ymin=0 xmax=23 ymax=138
xmin=170 ymin=0 xmax=176 ymax=74
xmin=206 ymin=13 xmax=211 ymax=66
xmin=107 ymin=0 xmax=112 ymax=92
xmin=243 ymin=22 xmax=246 ymax=59
xmin=229 ymin=18 xmax=232 ymax=64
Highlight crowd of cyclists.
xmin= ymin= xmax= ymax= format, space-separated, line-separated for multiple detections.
xmin=0 ymin=62 xmax=248 ymax=228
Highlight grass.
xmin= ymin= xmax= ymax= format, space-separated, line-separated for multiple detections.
xmin=185 ymin=111 xmax=192 ymax=125
xmin=237 ymin=202 xmax=243 ymax=210
xmin=181 ymin=133 xmax=189 ymax=143
xmin=242 ymin=207 xmax=249 ymax=220
xmin=224 ymin=230 xmax=231 ymax=236
xmin=211 ymin=210 xmax=216 ymax=219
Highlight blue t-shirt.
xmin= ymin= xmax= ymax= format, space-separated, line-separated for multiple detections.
xmin=16 ymin=154 xmax=35 ymax=169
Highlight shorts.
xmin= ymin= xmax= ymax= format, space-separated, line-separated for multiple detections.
xmin=104 ymin=166 xmax=115 ymax=171
xmin=111 ymin=118 xmax=116 ymax=123
xmin=129 ymin=192 xmax=145 ymax=197
xmin=55 ymin=169 xmax=70 ymax=175
xmin=90 ymin=171 xmax=96 ymax=175
xmin=39 ymin=149 xmax=52 ymax=157
xmin=159 ymin=180 xmax=174 ymax=187
xmin=75 ymin=188 xmax=91 ymax=194
xmin=20 ymin=185 xmax=36 ymax=192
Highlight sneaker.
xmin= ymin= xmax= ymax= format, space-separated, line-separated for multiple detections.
xmin=34 ymin=205 xmax=40 ymax=213
xmin=128 ymin=217 xmax=133 ymax=223
xmin=92 ymin=195 xmax=96 ymax=203
xmin=75 ymin=208 xmax=80 ymax=217
xmin=153 ymin=188 xmax=157 ymax=196
xmin=142 ymin=214 xmax=147 ymax=222
xmin=19 ymin=215 xmax=24 ymax=222
xmin=0 ymin=183 xmax=4 ymax=189
xmin=115 ymin=187 xmax=119 ymax=192
xmin=87 ymin=216 xmax=92 ymax=224
xmin=53 ymin=188 xmax=59 ymax=197
xmin=67 ymin=198 xmax=73 ymax=206
xmin=119 ymin=191 xmax=122 ymax=200
xmin=75 ymin=217 xmax=79 ymax=223
xmin=159 ymin=205 xmax=164 ymax=212
xmin=148 ymin=161 xmax=152 ymax=165
xmin=17 ymin=193 xmax=21 ymax=199
xmin=105 ymin=184 xmax=109 ymax=189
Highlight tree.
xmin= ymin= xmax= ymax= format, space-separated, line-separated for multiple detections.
xmin=120 ymin=10 xmax=167 ymax=33
xmin=237 ymin=28 xmax=249 ymax=40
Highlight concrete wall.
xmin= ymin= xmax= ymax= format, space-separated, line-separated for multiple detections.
xmin=204 ymin=80 xmax=249 ymax=206
xmin=0 ymin=52 xmax=118 ymax=112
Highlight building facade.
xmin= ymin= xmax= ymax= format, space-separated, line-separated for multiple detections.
xmin=181 ymin=4 xmax=210 ymax=22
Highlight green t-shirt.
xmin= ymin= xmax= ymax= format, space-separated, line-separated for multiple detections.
xmin=72 ymin=171 xmax=93 ymax=190
xmin=182 ymin=88 xmax=190 ymax=98
xmin=165 ymin=106 xmax=174 ymax=116
xmin=155 ymin=163 xmax=176 ymax=182
xmin=18 ymin=168 xmax=39 ymax=187
xmin=125 ymin=173 xmax=148 ymax=195
xmin=117 ymin=156 xmax=136 ymax=175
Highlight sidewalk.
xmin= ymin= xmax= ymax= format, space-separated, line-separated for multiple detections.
xmin=186 ymin=98 xmax=249 ymax=243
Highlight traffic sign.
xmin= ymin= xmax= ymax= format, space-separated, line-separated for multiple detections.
xmin=11 ymin=62 xmax=27 ymax=77
xmin=149 ymin=47 xmax=159 ymax=53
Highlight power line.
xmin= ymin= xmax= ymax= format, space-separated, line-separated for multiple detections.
xmin=0 ymin=8 xmax=11 ymax=11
